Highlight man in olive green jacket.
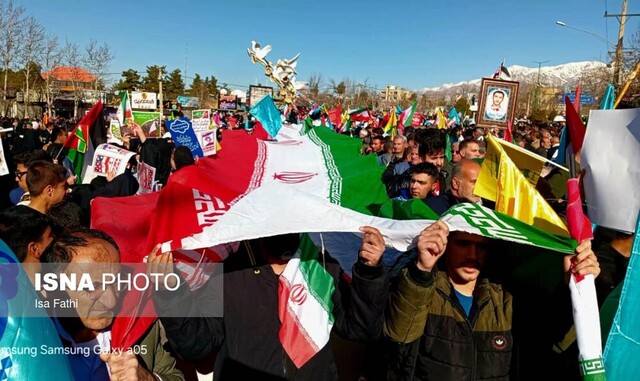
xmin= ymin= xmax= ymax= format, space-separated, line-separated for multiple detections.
xmin=384 ymin=221 xmax=600 ymax=381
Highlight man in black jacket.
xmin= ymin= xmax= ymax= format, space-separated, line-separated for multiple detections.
xmin=149 ymin=228 xmax=388 ymax=380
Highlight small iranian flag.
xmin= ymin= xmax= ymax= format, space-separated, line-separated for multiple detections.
xmin=116 ymin=90 xmax=133 ymax=126
xmin=398 ymin=101 xmax=416 ymax=127
xmin=278 ymin=234 xmax=335 ymax=368
xmin=349 ymin=107 xmax=371 ymax=122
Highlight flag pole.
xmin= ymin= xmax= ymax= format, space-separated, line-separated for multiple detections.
xmin=158 ymin=68 xmax=164 ymax=137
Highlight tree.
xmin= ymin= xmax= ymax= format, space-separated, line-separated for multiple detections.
xmin=205 ymin=76 xmax=218 ymax=97
xmin=41 ymin=34 xmax=61 ymax=117
xmin=529 ymin=108 xmax=548 ymax=124
xmin=61 ymin=40 xmax=83 ymax=119
xmin=84 ymin=39 xmax=114 ymax=91
xmin=218 ymin=82 xmax=230 ymax=95
xmin=18 ymin=16 xmax=45 ymax=117
xmin=0 ymin=0 xmax=25 ymax=114
xmin=142 ymin=65 xmax=165 ymax=93
xmin=307 ymin=73 xmax=323 ymax=98
xmin=164 ymin=69 xmax=185 ymax=99
xmin=188 ymin=73 xmax=219 ymax=107
xmin=115 ymin=69 xmax=142 ymax=92
xmin=331 ymin=80 xmax=346 ymax=98
xmin=453 ymin=97 xmax=470 ymax=116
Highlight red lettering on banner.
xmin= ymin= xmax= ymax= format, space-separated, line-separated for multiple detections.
xmin=192 ymin=189 xmax=227 ymax=227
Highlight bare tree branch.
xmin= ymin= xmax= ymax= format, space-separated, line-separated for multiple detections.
xmin=42 ymin=34 xmax=61 ymax=116
xmin=62 ymin=40 xmax=83 ymax=119
xmin=0 ymin=0 xmax=25 ymax=113
xmin=85 ymin=39 xmax=114 ymax=91
xmin=18 ymin=16 xmax=45 ymax=117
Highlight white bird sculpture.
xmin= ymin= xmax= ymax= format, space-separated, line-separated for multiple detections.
xmin=247 ymin=40 xmax=272 ymax=64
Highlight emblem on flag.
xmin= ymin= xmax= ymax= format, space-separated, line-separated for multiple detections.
xmin=273 ymin=172 xmax=317 ymax=184
xmin=290 ymin=284 xmax=308 ymax=305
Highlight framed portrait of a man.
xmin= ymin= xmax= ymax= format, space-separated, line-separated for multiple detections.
xmin=477 ymin=78 xmax=519 ymax=129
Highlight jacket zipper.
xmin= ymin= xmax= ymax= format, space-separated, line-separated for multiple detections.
xmin=437 ymin=288 xmax=490 ymax=380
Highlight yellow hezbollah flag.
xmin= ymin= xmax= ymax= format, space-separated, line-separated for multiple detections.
xmin=494 ymin=142 xmax=569 ymax=237
xmin=475 ymin=134 xmax=548 ymax=201
xmin=384 ymin=108 xmax=398 ymax=138
xmin=437 ymin=108 xmax=447 ymax=129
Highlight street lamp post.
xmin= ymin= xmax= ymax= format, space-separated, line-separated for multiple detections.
xmin=555 ymin=21 xmax=615 ymax=47
xmin=555 ymin=20 xmax=620 ymax=87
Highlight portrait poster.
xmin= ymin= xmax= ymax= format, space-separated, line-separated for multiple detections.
xmin=477 ymin=78 xmax=519 ymax=129
xmin=197 ymin=129 xmax=218 ymax=157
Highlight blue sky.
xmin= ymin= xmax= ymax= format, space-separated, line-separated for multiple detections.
xmin=17 ymin=0 xmax=639 ymax=92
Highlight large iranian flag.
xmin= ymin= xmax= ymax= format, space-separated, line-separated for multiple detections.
xmin=93 ymin=122 xmax=580 ymax=366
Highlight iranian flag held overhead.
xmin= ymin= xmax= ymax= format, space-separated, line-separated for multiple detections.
xmin=93 ymin=122 xmax=581 ymax=364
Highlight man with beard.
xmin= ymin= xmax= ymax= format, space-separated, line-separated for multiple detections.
xmin=384 ymin=221 xmax=601 ymax=380
xmin=149 ymin=229 xmax=389 ymax=380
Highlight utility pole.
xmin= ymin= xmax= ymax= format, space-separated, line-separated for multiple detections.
xmin=605 ymin=0 xmax=640 ymax=89
xmin=532 ymin=60 xmax=550 ymax=112
xmin=158 ymin=67 xmax=163 ymax=137
xmin=614 ymin=0 xmax=626 ymax=89
xmin=185 ymin=44 xmax=189 ymax=81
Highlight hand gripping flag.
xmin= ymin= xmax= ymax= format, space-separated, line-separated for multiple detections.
xmin=93 ymin=125 xmax=579 ymax=366
xmin=565 ymin=178 xmax=606 ymax=381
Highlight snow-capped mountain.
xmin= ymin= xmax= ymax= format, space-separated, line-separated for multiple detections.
xmin=420 ymin=61 xmax=608 ymax=94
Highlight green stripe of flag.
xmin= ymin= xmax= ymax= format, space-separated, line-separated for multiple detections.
xmin=309 ymin=127 xmax=389 ymax=215
xmin=298 ymin=234 xmax=335 ymax=323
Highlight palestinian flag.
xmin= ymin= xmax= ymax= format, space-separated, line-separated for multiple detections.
xmin=93 ymin=124 xmax=581 ymax=365
xmin=64 ymin=100 xmax=105 ymax=182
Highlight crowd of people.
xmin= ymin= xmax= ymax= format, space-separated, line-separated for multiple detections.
xmin=0 ymin=106 xmax=630 ymax=381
